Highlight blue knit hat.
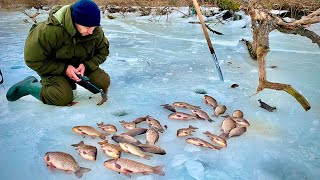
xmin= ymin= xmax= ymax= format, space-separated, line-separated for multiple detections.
xmin=71 ymin=0 xmax=101 ymax=27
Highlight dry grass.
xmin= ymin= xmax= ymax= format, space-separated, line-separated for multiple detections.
xmin=0 ymin=0 xmax=319 ymax=12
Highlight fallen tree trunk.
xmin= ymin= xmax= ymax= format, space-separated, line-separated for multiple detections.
xmin=245 ymin=4 xmax=320 ymax=111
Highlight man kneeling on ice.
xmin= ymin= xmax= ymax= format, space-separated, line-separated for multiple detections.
xmin=6 ymin=0 xmax=110 ymax=106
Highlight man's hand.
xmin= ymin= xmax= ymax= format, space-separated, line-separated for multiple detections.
xmin=66 ymin=65 xmax=81 ymax=82
xmin=75 ymin=64 xmax=85 ymax=76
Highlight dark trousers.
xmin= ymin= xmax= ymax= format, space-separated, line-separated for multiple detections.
xmin=39 ymin=68 xmax=110 ymax=106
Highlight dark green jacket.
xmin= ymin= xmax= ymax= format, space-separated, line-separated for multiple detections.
xmin=24 ymin=5 xmax=109 ymax=76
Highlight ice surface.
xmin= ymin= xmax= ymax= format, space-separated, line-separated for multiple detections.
xmin=0 ymin=7 xmax=320 ymax=180
xmin=185 ymin=160 xmax=204 ymax=180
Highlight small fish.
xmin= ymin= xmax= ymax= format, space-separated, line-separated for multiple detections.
xmin=228 ymin=127 xmax=247 ymax=138
xmin=160 ymin=104 xmax=176 ymax=112
xmin=138 ymin=144 xmax=166 ymax=155
xmin=132 ymin=116 xmax=148 ymax=124
xmin=232 ymin=117 xmax=250 ymax=127
xmin=103 ymin=158 xmax=165 ymax=177
xmin=111 ymin=134 xmax=141 ymax=146
xmin=186 ymin=137 xmax=222 ymax=150
xmin=221 ymin=116 xmax=236 ymax=135
xmin=213 ymin=105 xmax=227 ymax=117
xmin=191 ymin=109 xmax=214 ymax=122
xmin=203 ymin=131 xmax=227 ymax=147
xmin=44 ymin=152 xmax=91 ymax=178
xmin=168 ymin=112 xmax=198 ymax=120
xmin=72 ymin=126 xmax=109 ymax=140
xmin=176 ymin=125 xmax=198 ymax=137
xmin=204 ymin=95 xmax=218 ymax=108
xmin=146 ymin=127 xmax=159 ymax=145
xmin=98 ymin=140 xmax=122 ymax=159
xmin=97 ymin=122 xmax=117 ymax=133
xmin=119 ymin=143 xmax=152 ymax=160
xmin=122 ymin=128 xmax=148 ymax=137
xmin=172 ymin=102 xmax=201 ymax=109
xmin=71 ymin=141 xmax=97 ymax=161
xmin=258 ymin=99 xmax=276 ymax=112
xmin=232 ymin=110 xmax=244 ymax=118
xmin=146 ymin=116 xmax=165 ymax=133
xmin=119 ymin=120 xmax=136 ymax=130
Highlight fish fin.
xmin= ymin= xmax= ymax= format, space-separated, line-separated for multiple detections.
xmin=75 ymin=167 xmax=91 ymax=178
xmin=115 ymin=163 xmax=121 ymax=169
xmin=144 ymin=154 xmax=153 ymax=160
xmin=203 ymin=131 xmax=210 ymax=135
xmin=100 ymin=133 xmax=110 ymax=140
xmin=71 ymin=141 xmax=84 ymax=147
xmin=97 ymin=122 xmax=104 ymax=126
xmin=208 ymin=118 xmax=214 ymax=122
xmin=119 ymin=120 xmax=125 ymax=123
xmin=152 ymin=165 xmax=165 ymax=176
xmin=189 ymin=125 xmax=198 ymax=129
xmin=98 ymin=140 xmax=108 ymax=145
xmin=123 ymin=169 xmax=133 ymax=177
xmin=142 ymin=172 xmax=150 ymax=175
xmin=81 ymin=134 xmax=86 ymax=138
xmin=48 ymin=163 xmax=56 ymax=172
xmin=65 ymin=170 xmax=72 ymax=174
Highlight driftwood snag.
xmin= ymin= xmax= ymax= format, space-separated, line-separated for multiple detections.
xmin=246 ymin=4 xmax=320 ymax=111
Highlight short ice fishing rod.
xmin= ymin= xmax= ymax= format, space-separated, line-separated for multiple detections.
xmin=76 ymin=74 xmax=106 ymax=96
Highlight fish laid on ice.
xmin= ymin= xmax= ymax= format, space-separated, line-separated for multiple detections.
xmin=221 ymin=116 xmax=236 ymax=136
xmin=146 ymin=116 xmax=165 ymax=133
xmin=232 ymin=110 xmax=243 ymax=118
xmin=132 ymin=116 xmax=148 ymax=124
xmin=160 ymin=104 xmax=176 ymax=112
xmin=44 ymin=152 xmax=91 ymax=178
xmin=204 ymin=95 xmax=218 ymax=108
xmin=146 ymin=127 xmax=159 ymax=145
xmin=168 ymin=112 xmax=197 ymax=120
xmin=119 ymin=120 xmax=136 ymax=130
xmin=103 ymin=158 xmax=165 ymax=177
xmin=138 ymin=144 xmax=166 ymax=155
xmin=203 ymin=131 xmax=227 ymax=147
xmin=191 ymin=109 xmax=214 ymax=122
xmin=213 ymin=105 xmax=227 ymax=117
xmin=228 ymin=127 xmax=247 ymax=138
xmin=111 ymin=134 xmax=141 ymax=146
xmin=176 ymin=125 xmax=198 ymax=137
xmin=122 ymin=128 xmax=148 ymax=137
xmin=97 ymin=122 xmax=117 ymax=133
xmin=98 ymin=140 xmax=122 ymax=159
xmin=173 ymin=102 xmax=201 ymax=109
xmin=71 ymin=141 xmax=97 ymax=161
xmin=119 ymin=143 xmax=152 ymax=160
xmin=186 ymin=137 xmax=222 ymax=150
xmin=233 ymin=117 xmax=250 ymax=127
xmin=72 ymin=126 xmax=109 ymax=140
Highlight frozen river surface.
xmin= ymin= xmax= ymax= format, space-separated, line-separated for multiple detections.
xmin=0 ymin=9 xmax=319 ymax=180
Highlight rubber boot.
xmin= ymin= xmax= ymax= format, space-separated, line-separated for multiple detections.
xmin=6 ymin=76 xmax=41 ymax=101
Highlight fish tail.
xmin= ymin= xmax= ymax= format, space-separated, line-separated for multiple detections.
xmin=189 ymin=125 xmax=198 ymax=129
xmin=71 ymin=141 xmax=84 ymax=147
xmin=99 ymin=133 xmax=110 ymax=140
xmin=75 ymin=167 xmax=91 ymax=178
xmin=152 ymin=165 xmax=165 ymax=176
xmin=219 ymin=133 xmax=229 ymax=139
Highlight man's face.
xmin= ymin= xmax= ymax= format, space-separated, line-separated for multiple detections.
xmin=75 ymin=23 xmax=96 ymax=36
